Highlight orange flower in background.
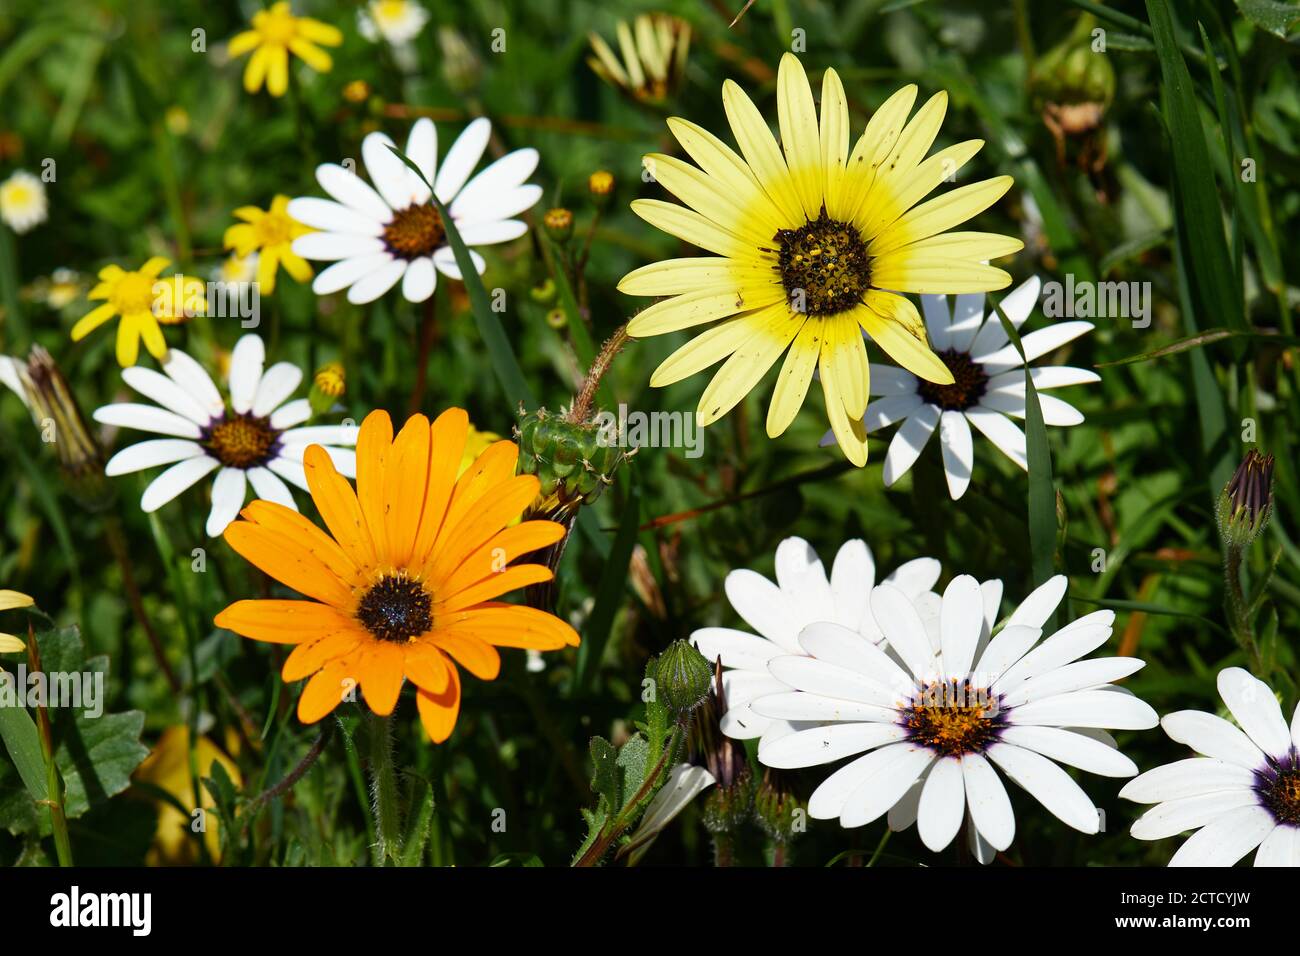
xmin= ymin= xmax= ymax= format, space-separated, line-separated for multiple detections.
xmin=214 ymin=408 xmax=578 ymax=742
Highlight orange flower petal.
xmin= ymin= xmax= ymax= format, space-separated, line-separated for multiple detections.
xmin=433 ymin=632 xmax=501 ymax=680
xmin=355 ymin=409 xmax=394 ymax=565
xmin=438 ymin=521 xmax=567 ymax=597
xmin=426 ymin=474 xmax=540 ymax=582
xmin=223 ymin=521 xmax=354 ymax=607
xmin=241 ymin=499 xmax=363 ymax=588
xmin=437 ymin=440 xmax=519 ymax=538
xmin=384 ymin=414 xmax=430 ymax=568
xmin=409 ymin=408 xmax=469 ymax=566
xmin=282 ymin=629 xmax=364 ymax=682
xmin=416 ymin=663 xmax=462 ymax=743
xmin=297 ymin=657 xmax=359 ymax=723
xmin=439 ymin=604 xmax=581 ymax=650
xmin=440 ymin=563 xmax=553 ymax=613
xmin=403 ymin=641 xmax=450 ymax=694
xmin=304 ymin=444 xmax=376 ymax=570
xmin=357 ymin=642 xmax=405 ymax=716
xmin=214 ymin=599 xmax=354 ymax=644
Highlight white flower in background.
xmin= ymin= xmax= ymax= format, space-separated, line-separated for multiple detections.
xmin=357 ymin=0 xmax=429 ymax=46
xmin=214 ymin=252 xmax=259 ymax=287
xmin=1121 ymin=667 xmax=1300 ymax=867
xmin=827 ymin=276 xmax=1097 ymax=499
xmin=288 ymin=118 xmax=540 ymax=304
xmin=752 ymin=574 xmax=1155 ymax=860
xmin=691 ymin=537 xmax=942 ymax=750
xmin=0 ymin=170 xmax=48 ymax=234
xmin=93 ymin=334 xmax=358 ymax=536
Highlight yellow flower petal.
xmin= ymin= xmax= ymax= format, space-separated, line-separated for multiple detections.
xmin=820 ymin=68 xmax=852 ymax=220
xmin=245 ymin=46 xmax=270 ymax=93
xmin=627 ymin=285 xmax=785 ymax=338
xmin=115 ymin=314 xmax=143 ymax=367
xmin=858 ymin=294 xmax=952 ymax=385
xmin=266 ymin=45 xmax=289 ymax=97
xmin=289 ymin=37 xmax=333 ymax=74
xmin=722 ymin=79 xmax=804 ymax=226
xmin=630 ymin=199 xmax=757 ymax=260
xmin=857 ymin=139 xmax=984 ymax=239
xmin=0 ymin=634 xmax=25 ymax=653
xmin=842 ymin=84 xmax=917 ymax=218
xmin=296 ymin=17 xmax=343 ymax=47
xmin=650 ymin=308 xmax=784 ymax=388
xmin=618 ymin=257 xmax=777 ymax=297
xmin=227 ymin=30 xmax=261 ymax=58
xmin=870 ymin=175 xmax=1015 ymax=256
xmin=665 ymin=118 xmax=786 ymax=235
xmin=70 ymin=303 xmax=117 ymax=341
xmin=766 ymin=317 xmax=822 ymax=438
xmin=776 ymin=53 xmax=823 ymax=221
xmin=869 ymin=255 xmax=1013 ymax=294
xmin=819 ymin=329 xmax=869 ymax=467
xmin=0 ymin=590 xmax=34 ymax=611
xmin=696 ymin=303 xmax=802 ymax=427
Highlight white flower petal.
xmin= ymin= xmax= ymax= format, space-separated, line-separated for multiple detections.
xmin=829 ymin=539 xmax=875 ymax=632
xmin=986 ymin=742 xmax=1099 ymax=834
xmin=161 ymin=348 xmax=223 ymax=416
xmin=266 ymin=456 xmax=310 ymax=492
xmin=435 ymin=117 xmax=492 ymax=202
xmin=1168 ymin=805 xmax=1275 ymax=867
xmin=1129 ymin=790 xmax=1262 ymax=841
xmin=281 ymin=424 xmax=361 ymax=447
xmin=456 ymin=217 xmax=531 ymax=245
xmin=270 ymin=398 xmax=312 ymax=429
xmin=1007 ymin=688 xmax=1158 ymax=730
xmin=978 ymin=321 xmax=1094 ymax=374
xmin=691 ymin=627 xmax=781 ymax=673
xmin=252 ymin=361 xmax=302 ymax=418
xmin=766 ymin=655 xmax=900 ymax=708
xmin=95 ymin=403 xmax=203 ymax=439
xmin=725 ymin=568 xmax=802 ymax=653
xmin=313 ymin=253 xmax=395 ymax=295
xmin=140 ymin=455 xmax=220 ymax=512
xmin=920 ymin=293 xmax=951 ymax=350
xmin=121 ymin=367 xmax=212 ymax=425
xmin=246 ymin=465 xmax=297 ymax=510
xmin=1160 ymin=710 xmax=1268 ymax=770
xmin=228 ymin=334 xmax=265 ymax=414
xmin=862 ymin=394 xmax=923 ymax=432
xmin=287 ymin=197 xmax=385 ymax=236
xmin=400 ymin=256 xmax=437 ymax=303
xmin=865 ymin=364 xmax=919 ymax=396
xmin=749 ymin=691 xmax=895 ymax=724
xmin=451 ymin=148 xmax=540 ymax=219
xmin=1253 ymin=822 xmax=1300 ymax=867
xmin=939 ymin=574 xmax=983 ymax=678
xmin=1217 ymin=667 xmax=1293 ymax=759
xmin=1001 ymin=657 xmax=1146 ymax=707
xmin=798 ymin=620 xmax=913 ymax=690
xmin=917 ymin=756 xmax=966 ymax=851
xmin=1006 ymin=574 xmax=1068 ymax=629
xmin=963 ymin=751 xmax=1015 ymax=851
xmin=405 ymin=118 xmax=437 ymax=201
xmin=292 ymin=233 xmax=387 ymax=261
xmin=938 ymin=409 xmax=974 ymax=499
xmin=758 ymin=722 xmax=907 ymax=769
xmin=883 ymin=557 xmax=943 ymax=599
xmin=105 ymin=439 xmax=205 ymax=476
xmin=946 ymin=293 xmax=986 ymax=352
xmin=205 ymin=467 xmax=247 ymax=536
xmin=980 ymin=390 xmax=1085 ymax=427
xmin=807 ymin=744 xmax=919 ymax=820
xmin=840 ymin=745 xmax=936 ymax=828
xmin=363 ymin=131 xmax=423 ymax=210
xmin=432 ymin=246 xmax=485 ymax=279
xmin=968 ymin=276 xmax=1040 ymax=358
xmin=1119 ymin=758 xmax=1257 ymax=804
xmin=881 ymin=402 xmax=939 ymax=485
xmin=986 ymin=365 xmax=1101 ymax=391
xmin=869 ymin=583 xmax=939 ymax=681
xmin=314 ymin=163 xmax=393 ymax=222
xmin=973 ymin=624 xmax=1041 ymax=684
xmin=964 ymin=406 xmax=1027 ymax=468
xmin=1000 ymin=725 xmax=1137 ymax=777
xmin=630 ymin=763 xmax=715 ymax=843
xmin=347 ymin=258 xmax=408 ymax=304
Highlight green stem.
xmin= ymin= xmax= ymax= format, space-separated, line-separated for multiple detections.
xmin=364 ymin=712 xmax=403 ymax=865
xmin=1224 ymin=545 xmax=1261 ymax=670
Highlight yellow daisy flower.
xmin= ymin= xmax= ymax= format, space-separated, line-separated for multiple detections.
xmin=223 ymin=195 xmax=314 ymax=295
xmin=587 ymin=13 xmax=691 ymax=104
xmin=227 ymin=1 xmax=343 ymax=98
xmin=134 ymin=726 xmax=241 ymax=865
xmin=0 ymin=588 xmax=34 ymax=652
xmin=619 ymin=53 xmax=1023 ymax=466
xmin=72 ymin=257 xmax=206 ymax=368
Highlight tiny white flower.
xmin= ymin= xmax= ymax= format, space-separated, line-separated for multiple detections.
xmin=358 ymin=0 xmax=429 ymax=46
xmin=0 ymin=170 xmax=48 ymax=235
xmin=826 ymin=276 xmax=1098 ymax=499
xmin=750 ymin=573 xmax=1155 ymax=860
xmin=691 ymin=536 xmax=943 ymax=750
xmin=1121 ymin=667 xmax=1300 ymax=867
xmin=288 ymin=118 xmax=540 ymax=305
xmin=93 ymin=334 xmax=359 ymax=536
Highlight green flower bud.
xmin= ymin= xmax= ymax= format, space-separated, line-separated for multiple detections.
xmin=1217 ymin=450 xmax=1274 ymax=550
xmin=542 ymin=208 xmax=574 ymax=244
xmin=514 ymin=406 xmax=630 ymax=521
xmin=529 ymin=278 xmax=557 ymax=305
xmin=545 ymin=307 xmax=567 ymax=330
xmin=655 ymin=639 xmax=713 ymax=719
xmin=309 ymin=362 xmax=345 ymax=418
xmin=753 ymin=770 xmax=804 ymax=847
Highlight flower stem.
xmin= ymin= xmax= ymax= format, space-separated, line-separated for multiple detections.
xmin=1223 ymin=545 xmax=1262 ymax=670
xmin=28 ymin=628 xmax=73 ymax=866
xmin=407 ymin=294 xmax=438 ymax=416
xmin=364 ymin=712 xmax=403 ymax=865
xmin=567 ymin=323 xmax=629 ymax=424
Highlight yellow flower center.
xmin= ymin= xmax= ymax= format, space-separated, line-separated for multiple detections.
xmin=1259 ymin=758 xmax=1300 ymax=827
xmin=382 ymin=203 xmax=445 ymax=260
xmin=904 ymin=680 xmax=1003 ymax=757
xmin=110 ymin=271 xmax=158 ymax=316
xmin=253 ymin=210 xmax=295 ymax=247
xmin=775 ymin=210 xmax=871 ymax=317
xmin=256 ymin=7 xmax=300 ymax=44
xmin=2 ymin=182 xmax=32 ymax=207
xmin=203 ymin=412 xmax=279 ymax=468
xmin=355 ymin=571 xmax=433 ymax=642
xmin=314 ymin=363 xmax=346 ymax=397
xmin=916 ymin=349 xmax=990 ymax=411
xmin=373 ymin=0 xmax=410 ymax=26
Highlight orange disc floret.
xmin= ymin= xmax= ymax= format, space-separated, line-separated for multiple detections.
xmin=213 ymin=408 xmax=578 ymax=743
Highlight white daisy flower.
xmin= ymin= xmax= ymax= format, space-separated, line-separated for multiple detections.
xmin=0 ymin=170 xmax=48 ymax=234
xmin=828 ymin=276 xmax=1098 ymax=499
xmin=690 ymin=536 xmax=942 ymax=750
xmin=752 ymin=574 xmax=1156 ymax=860
xmin=357 ymin=0 xmax=429 ymax=46
xmin=1121 ymin=667 xmax=1300 ymax=867
xmin=287 ymin=118 xmax=541 ymax=305
xmin=93 ymin=334 xmax=358 ymax=536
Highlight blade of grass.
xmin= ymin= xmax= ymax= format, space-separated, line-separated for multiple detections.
xmin=1096 ymin=327 xmax=1300 ymax=367
xmin=387 ymin=145 xmax=535 ymax=408
xmin=574 ymin=486 xmax=640 ymax=693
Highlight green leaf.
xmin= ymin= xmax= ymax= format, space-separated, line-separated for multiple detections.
xmin=587 ymin=736 xmax=619 ymax=812
xmin=1096 ymin=328 xmax=1300 ymax=367
xmin=574 ymin=487 xmax=640 ymax=691
xmin=385 ymin=144 xmax=535 ymax=408
xmin=0 ymin=674 xmax=46 ymax=802
xmin=1234 ymin=0 xmax=1300 ymax=37
xmin=614 ymin=734 xmax=649 ymax=813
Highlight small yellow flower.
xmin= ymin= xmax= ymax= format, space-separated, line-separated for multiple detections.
xmin=227 ymin=1 xmax=343 ymax=98
xmin=588 ymin=170 xmax=615 ymax=198
xmin=313 ymin=361 xmax=345 ymax=398
xmin=0 ymin=170 xmax=48 ymax=234
xmin=223 ymin=196 xmax=313 ymax=295
xmin=0 ymin=589 xmax=34 ymax=652
xmin=342 ymin=79 xmax=371 ymax=103
xmin=459 ymin=423 xmax=500 ymax=477
xmin=73 ymin=258 xmax=206 ymax=367
xmin=134 ymin=726 xmax=241 ymax=865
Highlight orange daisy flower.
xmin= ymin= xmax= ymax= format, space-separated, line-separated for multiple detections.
xmin=213 ymin=408 xmax=579 ymax=742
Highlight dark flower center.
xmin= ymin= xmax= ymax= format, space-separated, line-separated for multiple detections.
xmin=355 ymin=572 xmax=433 ymax=643
xmin=775 ymin=210 xmax=871 ymax=317
xmin=903 ymin=680 xmax=1005 ymax=757
xmin=203 ymin=412 xmax=279 ymax=469
xmin=383 ymin=203 xmax=445 ymax=260
xmin=1256 ymin=755 xmax=1300 ymax=827
xmin=916 ymin=349 xmax=990 ymax=411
